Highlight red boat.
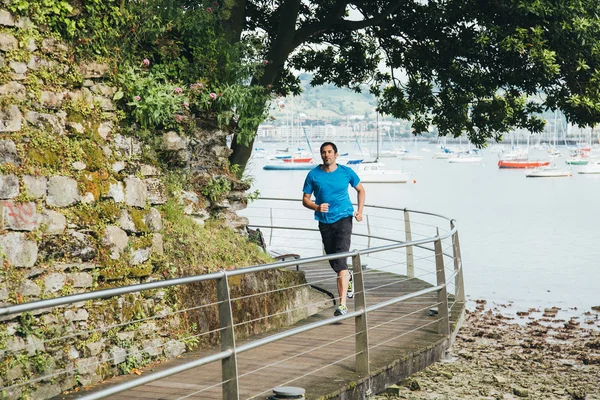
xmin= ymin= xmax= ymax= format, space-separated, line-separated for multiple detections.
xmin=282 ymin=157 xmax=313 ymax=163
xmin=498 ymin=160 xmax=550 ymax=169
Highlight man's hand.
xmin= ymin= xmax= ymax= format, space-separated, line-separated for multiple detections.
xmin=354 ymin=211 xmax=363 ymax=222
xmin=318 ymin=203 xmax=329 ymax=212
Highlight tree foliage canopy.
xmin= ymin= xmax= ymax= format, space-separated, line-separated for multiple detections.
xmin=231 ymin=0 xmax=600 ymax=151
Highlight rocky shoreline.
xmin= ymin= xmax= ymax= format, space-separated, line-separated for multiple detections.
xmin=375 ymin=301 xmax=600 ymax=399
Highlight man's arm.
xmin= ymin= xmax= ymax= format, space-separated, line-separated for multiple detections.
xmin=354 ymin=183 xmax=365 ymax=222
xmin=303 ymin=193 xmax=319 ymax=211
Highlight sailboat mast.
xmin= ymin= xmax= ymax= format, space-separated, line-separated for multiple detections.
xmin=553 ymin=110 xmax=557 ymax=147
xmin=376 ymin=111 xmax=379 ymax=162
xmin=302 ymin=126 xmax=314 ymax=155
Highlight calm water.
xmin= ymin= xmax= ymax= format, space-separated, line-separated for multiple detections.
xmin=245 ymin=142 xmax=600 ymax=314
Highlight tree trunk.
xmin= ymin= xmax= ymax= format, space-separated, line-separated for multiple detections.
xmin=229 ymin=133 xmax=256 ymax=172
xmin=228 ymin=0 xmax=302 ymax=173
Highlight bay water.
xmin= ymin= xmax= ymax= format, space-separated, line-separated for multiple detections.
xmin=245 ymin=142 xmax=600 ymax=316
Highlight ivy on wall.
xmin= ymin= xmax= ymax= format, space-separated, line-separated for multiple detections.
xmin=8 ymin=0 xmax=271 ymax=145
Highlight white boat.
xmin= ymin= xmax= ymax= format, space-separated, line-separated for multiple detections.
xmin=546 ymin=147 xmax=562 ymax=157
xmin=400 ymin=136 xmax=425 ymax=160
xmin=375 ymin=128 xmax=406 ymax=157
xmin=351 ymin=162 xmax=409 ymax=183
xmin=578 ymin=160 xmax=600 ymax=174
xmin=525 ymin=165 xmax=571 ymax=178
xmin=378 ymin=148 xmax=407 ymax=157
xmin=400 ymin=154 xmax=424 ymax=161
xmin=500 ymin=148 xmax=528 ymax=161
xmin=339 ymin=156 xmax=364 ymax=165
xmin=448 ymin=154 xmax=483 ymax=163
xmin=252 ymin=147 xmax=266 ymax=159
xmin=548 ymin=149 xmax=562 ymax=158
xmin=565 ymin=157 xmax=588 ymax=165
xmin=432 ymin=145 xmax=456 ymax=159
xmin=432 ymin=152 xmax=452 ymax=159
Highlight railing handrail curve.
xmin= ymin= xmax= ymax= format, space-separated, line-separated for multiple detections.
xmin=1 ymin=203 xmax=455 ymax=317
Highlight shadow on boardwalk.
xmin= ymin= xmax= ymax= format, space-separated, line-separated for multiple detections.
xmin=61 ymin=261 xmax=464 ymax=400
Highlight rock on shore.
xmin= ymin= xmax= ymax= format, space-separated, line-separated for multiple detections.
xmin=376 ymin=301 xmax=600 ymax=400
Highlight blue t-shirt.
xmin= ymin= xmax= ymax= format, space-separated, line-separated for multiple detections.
xmin=303 ymin=164 xmax=360 ymax=224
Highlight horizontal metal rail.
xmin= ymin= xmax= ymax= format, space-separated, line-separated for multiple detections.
xmin=246 ymin=224 xmax=456 ymax=256
xmin=257 ymin=197 xmax=456 ymax=223
xmin=1 ymin=254 xmax=350 ymax=317
xmin=1 ymin=270 xmax=222 ymax=317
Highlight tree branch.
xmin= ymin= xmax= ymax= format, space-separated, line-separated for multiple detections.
xmin=257 ymin=0 xmax=302 ymax=86
xmin=292 ymin=1 xmax=402 ymax=48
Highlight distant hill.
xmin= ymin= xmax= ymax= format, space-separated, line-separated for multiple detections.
xmin=268 ymin=73 xmax=379 ymax=122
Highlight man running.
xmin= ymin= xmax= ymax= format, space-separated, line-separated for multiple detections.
xmin=302 ymin=142 xmax=366 ymax=316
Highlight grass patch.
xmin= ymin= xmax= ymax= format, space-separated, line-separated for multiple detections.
xmin=160 ymin=195 xmax=271 ymax=277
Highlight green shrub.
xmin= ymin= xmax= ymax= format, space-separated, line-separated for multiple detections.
xmin=117 ymin=65 xmax=188 ymax=130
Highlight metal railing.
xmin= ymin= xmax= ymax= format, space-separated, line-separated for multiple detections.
xmin=0 ymin=198 xmax=465 ymax=400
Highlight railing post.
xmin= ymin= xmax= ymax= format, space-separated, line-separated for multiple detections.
xmin=216 ymin=271 xmax=239 ymax=400
xmin=404 ymin=209 xmax=414 ymax=277
xmin=451 ymin=220 xmax=466 ymax=303
xmin=269 ymin=207 xmax=274 ymax=247
xmin=366 ymin=214 xmax=371 ymax=250
xmin=434 ymin=230 xmax=450 ymax=336
xmin=352 ymin=252 xmax=370 ymax=376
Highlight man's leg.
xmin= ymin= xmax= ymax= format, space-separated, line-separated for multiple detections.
xmin=334 ymin=216 xmax=353 ymax=305
xmin=321 ymin=217 xmax=353 ymax=315
xmin=320 ymin=223 xmax=347 ymax=305
xmin=337 ymin=269 xmax=350 ymax=307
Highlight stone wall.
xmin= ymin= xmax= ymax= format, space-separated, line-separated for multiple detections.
xmin=0 ymin=8 xmax=312 ymax=399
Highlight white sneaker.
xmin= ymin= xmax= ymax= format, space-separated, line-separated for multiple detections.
xmin=334 ymin=304 xmax=348 ymax=316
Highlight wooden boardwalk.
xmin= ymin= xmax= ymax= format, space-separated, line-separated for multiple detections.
xmin=63 ymin=261 xmax=464 ymax=400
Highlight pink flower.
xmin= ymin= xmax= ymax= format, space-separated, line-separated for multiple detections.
xmin=206 ymin=7 xmax=212 ymax=13
xmin=184 ymin=102 xmax=189 ymax=108
xmin=209 ymin=92 xmax=217 ymax=100
xmin=175 ymin=115 xmax=183 ymax=122
xmin=134 ymin=95 xmax=141 ymax=101
xmin=142 ymin=58 xmax=150 ymax=67
xmin=174 ymin=87 xmax=183 ymax=94
xmin=263 ymin=60 xmax=269 ymax=65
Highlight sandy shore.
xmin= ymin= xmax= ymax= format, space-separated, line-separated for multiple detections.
xmin=375 ymin=301 xmax=600 ymax=400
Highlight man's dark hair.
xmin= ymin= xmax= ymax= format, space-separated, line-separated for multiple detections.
xmin=320 ymin=142 xmax=338 ymax=154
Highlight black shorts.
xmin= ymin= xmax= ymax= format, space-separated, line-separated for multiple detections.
xmin=318 ymin=216 xmax=353 ymax=273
